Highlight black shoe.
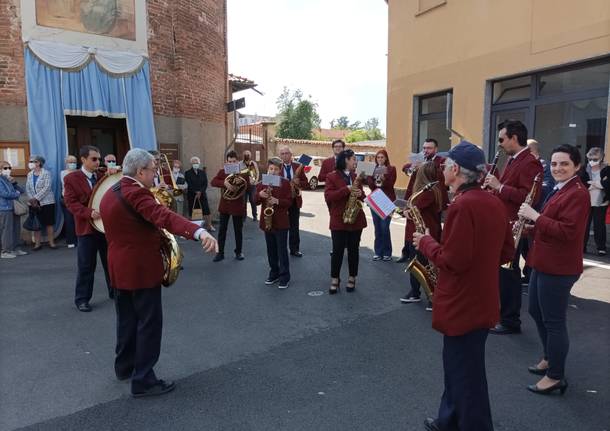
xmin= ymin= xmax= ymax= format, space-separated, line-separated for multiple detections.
xmin=528 ymin=365 xmax=548 ymax=376
xmin=265 ymin=277 xmax=279 ymax=285
xmin=76 ymin=303 xmax=92 ymax=312
xmin=290 ymin=251 xmax=303 ymax=257
xmin=253 ymin=216 xmax=258 ymax=221
xmin=108 ymin=290 xmax=115 ymax=300
xmin=395 ymin=255 xmax=408 ymax=263
xmin=527 ymin=379 xmax=568 ymax=395
xmin=235 ymin=253 xmax=245 ymax=260
xmin=489 ymin=323 xmax=521 ymax=335
xmin=400 ymin=295 xmax=421 ymax=303
xmin=213 ymin=253 xmax=224 ymax=262
xmin=116 ymin=371 xmax=132 ymax=381
xmin=425 ymin=301 xmax=433 ymax=312
xmin=424 ymin=418 xmax=441 ymax=431
xmin=131 ymin=380 xmax=176 ymax=398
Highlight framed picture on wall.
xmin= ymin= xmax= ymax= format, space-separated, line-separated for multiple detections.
xmin=0 ymin=142 xmax=30 ymax=177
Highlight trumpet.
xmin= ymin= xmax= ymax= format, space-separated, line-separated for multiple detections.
xmin=150 ymin=153 xmax=180 ymax=211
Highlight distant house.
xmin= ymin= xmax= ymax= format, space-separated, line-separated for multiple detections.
xmin=313 ymin=128 xmax=350 ymax=141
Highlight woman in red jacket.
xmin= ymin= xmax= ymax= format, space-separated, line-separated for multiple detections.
xmin=324 ymin=149 xmax=367 ymax=294
xmin=518 ymin=144 xmax=590 ymax=396
xmin=367 ymin=149 xmax=397 ymax=261
xmin=400 ymin=161 xmax=444 ymax=311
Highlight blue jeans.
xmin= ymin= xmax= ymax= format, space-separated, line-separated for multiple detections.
xmin=371 ymin=209 xmax=392 ymax=257
xmin=528 ymin=269 xmax=579 ymax=380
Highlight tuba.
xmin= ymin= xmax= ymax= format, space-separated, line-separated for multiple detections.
xmin=263 ymin=185 xmax=274 ymax=231
xmin=342 ymin=171 xmax=367 ymax=224
xmin=404 ymin=181 xmax=439 ymax=300
xmin=222 ymin=166 xmax=250 ymax=200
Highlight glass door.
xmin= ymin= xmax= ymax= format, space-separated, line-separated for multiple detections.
xmin=489 ymin=108 xmax=530 ymax=172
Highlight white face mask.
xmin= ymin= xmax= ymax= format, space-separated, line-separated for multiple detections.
xmin=589 ymin=160 xmax=600 ymax=167
xmin=1 ymin=169 xmax=11 ymax=177
xmin=28 ymin=162 xmax=36 ymax=170
xmin=107 ymin=161 xmax=116 ymax=168
xmin=67 ymin=163 xmax=77 ymax=170
xmin=192 ymin=163 xmax=200 ymax=170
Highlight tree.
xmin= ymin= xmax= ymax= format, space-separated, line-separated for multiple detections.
xmin=344 ymin=117 xmax=384 ymax=143
xmin=275 ymin=87 xmax=321 ymax=140
xmin=330 ymin=116 xmax=361 ymax=130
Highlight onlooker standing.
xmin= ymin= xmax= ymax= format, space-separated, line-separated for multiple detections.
xmin=26 ymin=155 xmax=57 ymax=250
xmin=243 ymin=150 xmax=260 ymax=221
xmin=0 ymin=161 xmax=27 ymax=258
xmin=582 ymin=147 xmax=609 ymax=256
xmin=184 ymin=156 xmax=214 ymax=231
xmin=60 ymin=155 xmax=78 ymax=248
xmin=171 ymin=159 xmax=188 ymax=216
xmin=367 ymin=149 xmax=396 ymax=261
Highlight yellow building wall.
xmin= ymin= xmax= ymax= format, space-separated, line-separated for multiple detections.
xmin=387 ymin=0 xmax=610 ymax=187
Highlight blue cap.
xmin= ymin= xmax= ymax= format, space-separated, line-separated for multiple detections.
xmin=447 ymin=141 xmax=486 ymax=172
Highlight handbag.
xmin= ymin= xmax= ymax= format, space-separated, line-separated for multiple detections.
xmin=13 ymin=199 xmax=28 ymax=216
xmin=191 ymin=196 xmax=203 ymax=220
xmin=23 ymin=209 xmax=41 ymax=231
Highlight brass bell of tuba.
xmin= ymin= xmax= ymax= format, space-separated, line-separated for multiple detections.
xmin=222 ymin=166 xmax=250 ymax=200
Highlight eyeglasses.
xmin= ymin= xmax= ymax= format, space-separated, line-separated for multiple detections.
xmin=29 ymin=160 xmax=36 ymax=163
xmin=106 ymin=160 xmax=116 ymax=163
xmin=2 ymin=167 xmax=11 ymax=170
xmin=89 ymin=157 xmax=100 ymax=162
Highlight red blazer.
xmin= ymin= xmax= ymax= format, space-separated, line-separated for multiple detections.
xmin=254 ymin=181 xmax=292 ymax=231
xmin=403 ymin=155 xmax=449 ymax=210
xmin=318 ymin=156 xmax=336 ymax=183
xmin=367 ymin=164 xmax=397 ymax=202
xmin=496 ymin=148 xmax=543 ymax=221
xmin=324 ymin=170 xmax=367 ymax=231
xmin=419 ymin=186 xmax=515 ymax=336
xmin=211 ymin=169 xmax=249 ymax=216
xmin=99 ymin=177 xmax=199 ymax=291
xmin=527 ymin=177 xmax=589 ymax=275
xmin=63 ymin=170 xmax=96 ymax=236
xmin=279 ymin=162 xmax=309 ymax=208
xmin=404 ymin=189 xmax=442 ymax=242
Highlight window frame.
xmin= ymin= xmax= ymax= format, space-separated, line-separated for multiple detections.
xmin=413 ymin=89 xmax=453 ymax=153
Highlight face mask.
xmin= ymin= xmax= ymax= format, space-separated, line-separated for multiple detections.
xmin=67 ymin=163 xmax=77 ymax=170
xmin=1 ymin=169 xmax=11 ymax=177
xmin=107 ymin=161 xmax=116 ymax=168
xmin=173 ymin=167 xmax=180 ymax=173
xmin=589 ymin=160 xmax=600 ymax=167
xmin=28 ymin=162 xmax=36 ymax=170
xmin=192 ymin=163 xmax=200 ymax=170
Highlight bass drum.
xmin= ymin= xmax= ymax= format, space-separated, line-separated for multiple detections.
xmin=88 ymin=172 xmax=123 ymax=233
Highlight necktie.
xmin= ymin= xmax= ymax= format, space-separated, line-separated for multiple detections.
xmin=89 ymin=174 xmax=97 ymax=187
xmin=541 ymin=187 xmax=558 ymax=210
xmin=285 ymin=165 xmax=292 ymax=180
xmin=507 ymin=157 xmax=515 ymax=166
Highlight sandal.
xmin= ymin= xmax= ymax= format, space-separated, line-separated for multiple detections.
xmin=346 ymin=276 xmax=356 ymax=292
xmin=329 ymin=278 xmax=340 ymax=295
xmin=32 ymin=245 xmax=42 ymax=251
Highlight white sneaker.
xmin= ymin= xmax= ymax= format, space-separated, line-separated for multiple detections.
xmin=1 ymin=252 xmax=17 ymax=259
xmin=278 ymin=282 xmax=289 ymax=289
xmin=372 ymin=255 xmax=382 ymax=261
xmin=14 ymin=249 xmax=28 ymax=256
xmin=67 ymin=244 xmax=76 ymax=249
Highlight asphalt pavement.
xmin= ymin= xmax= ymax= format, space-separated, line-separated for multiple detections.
xmin=1 ymin=189 xmax=608 ymax=431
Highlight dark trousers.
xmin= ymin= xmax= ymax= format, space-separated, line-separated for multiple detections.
xmin=61 ymin=200 xmax=77 ymax=246
xmin=265 ymin=229 xmax=290 ymax=283
xmin=371 ymin=209 xmax=392 ymax=257
xmin=74 ymin=232 xmax=112 ymax=305
xmin=405 ymin=242 xmax=428 ymax=298
xmin=288 ymin=202 xmax=300 ymax=253
xmin=585 ymin=206 xmax=607 ymax=252
xmin=330 ymin=229 xmax=362 ymax=278
xmin=528 ymin=270 xmax=578 ymax=380
xmin=245 ymin=185 xmax=258 ymax=219
xmin=437 ymin=329 xmax=493 ymax=431
xmin=218 ymin=212 xmax=243 ymax=254
xmin=114 ymin=287 xmax=163 ymax=393
xmin=499 ymin=246 xmax=523 ymax=329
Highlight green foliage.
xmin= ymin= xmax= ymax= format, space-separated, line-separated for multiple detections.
xmin=330 ymin=116 xmax=361 ymax=131
xmin=276 ymin=87 xmax=321 ymax=140
xmin=344 ymin=117 xmax=384 ymax=142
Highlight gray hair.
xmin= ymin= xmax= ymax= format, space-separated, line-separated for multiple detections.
xmin=586 ymin=147 xmax=604 ymax=159
xmin=122 ymin=148 xmax=154 ymax=176
xmin=445 ymin=157 xmax=482 ymax=184
xmin=190 ymin=156 xmax=201 ymax=164
xmin=31 ymin=154 xmax=45 ymax=167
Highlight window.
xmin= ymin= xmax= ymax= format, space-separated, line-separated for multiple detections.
xmin=538 ymin=63 xmax=610 ymax=97
xmin=417 ymin=0 xmax=447 ymax=16
xmin=415 ymin=91 xmax=452 ymax=153
xmin=493 ymin=76 xmax=531 ymax=104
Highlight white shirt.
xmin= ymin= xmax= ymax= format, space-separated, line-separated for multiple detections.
xmin=553 ymin=175 xmax=578 ymax=191
xmin=283 ymin=164 xmax=293 ymax=178
xmin=81 ymin=167 xmax=95 ymax=189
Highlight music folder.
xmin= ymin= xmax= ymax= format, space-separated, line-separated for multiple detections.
xmin=224 ymin=163 xmax=241 ymax=175
xmin=365 ymin=189 xmax=397 ymax=220
xmin=261 ymin=174 xmax=281 ymax=187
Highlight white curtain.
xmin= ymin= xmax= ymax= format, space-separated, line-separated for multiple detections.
xmin=27 ymin=40 xmax=145 ymax=75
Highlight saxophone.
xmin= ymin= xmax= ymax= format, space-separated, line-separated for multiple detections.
xmin=290 ymin=163 xmax=304 ymax=198
xmin=502 ymin=173 xmax=541 ymax=269
xmin=342 ymin=171 xmax=367 ymax=224
xmin=263 ymin=185 xmax=274 ymax=231
xmin=405 ymin=181 xmax=439 ymax=300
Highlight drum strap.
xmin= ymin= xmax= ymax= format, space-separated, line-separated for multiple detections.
xmin=111 ymin=183 xmax=156 ymax=230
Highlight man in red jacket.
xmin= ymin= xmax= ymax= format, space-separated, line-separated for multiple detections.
xmin=64 ymin=145 xmax=112 ymax=312
xmin=318 ymin=139 xmax=345 ymax=184
xmin=414 ymin=141 xmax=514 ymax=431
xmin=100 ymin=148 xmax=217 ymax=398
xmin=483 ymin=120 xmax=543 ymax=335
xmin=279 ymin=145 xmax=309 ymax=257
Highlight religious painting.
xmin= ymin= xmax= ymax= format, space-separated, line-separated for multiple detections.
xmin=35 ymin=0 xmax=136 ymax=40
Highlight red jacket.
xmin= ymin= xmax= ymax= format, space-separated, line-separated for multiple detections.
xmin=404 ymin=190 xmax=442 ymax=242
xmin=324 ymin=170 xmax=367 ymax=231
xmin=318 ymin=156 xmax=336 ymax=183
xmin=254 ymin=180 xmax=293 ymax=231
xmin=527 ymin=177 xmax=589 ymax=275
xmin=367 ymin=164 xmax=397 ymax=202
xmin=63 ymin=170 xmax=96 ymax=236
xmin=403 ymin=155 xmax=449 ymax=210
xmin=99 ymin=177 xmax=199 ymax=290
xmin=496 ymin=148 xmax=543 ymax=221
xmin=419 ymin=186 xmax=515 ymax=336
xmin=211 ymin=170 xmax=249 ymax=216
xmin=279 ymin=162 xmax=309 ymax=208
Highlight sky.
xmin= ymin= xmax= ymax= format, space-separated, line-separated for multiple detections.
xmin=227 ymin=0 xmax=388 ymax=131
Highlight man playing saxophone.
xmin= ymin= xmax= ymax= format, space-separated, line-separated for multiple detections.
xmin=413 ymin=141 xmax=514 ymax=431
xmin=255 ymin=157 xmax=293 ymax=289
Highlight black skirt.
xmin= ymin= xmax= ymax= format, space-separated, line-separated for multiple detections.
xmin=36 ymin=203 xmax=56 ymax=227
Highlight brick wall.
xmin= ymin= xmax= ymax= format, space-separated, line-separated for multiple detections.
xmin=147 ymin=0 xmax=228 ymax=123
xmin=0 ymin=0 xmax=25 ymax=106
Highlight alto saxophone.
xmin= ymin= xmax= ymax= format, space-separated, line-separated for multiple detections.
xmin=263 ymin=185 xmax=274 ymax=231
xmin=405 ymin=181 xmax=439 ymax=300
xmin=290 ymin=163 xmax=304 ymax=198
xmin=342 ymin=171 xmax=367 ymax=224
xmin=502 ymin=173 xmax=541 ymax=269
